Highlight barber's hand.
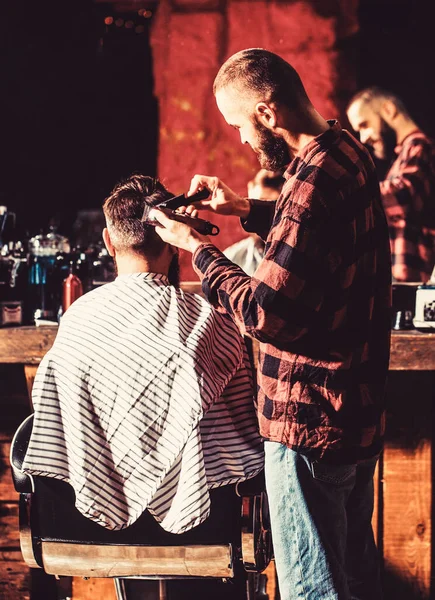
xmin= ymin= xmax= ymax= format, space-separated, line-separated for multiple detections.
xmin=182 ymin=175 xmax=250 ymax=219
xmin=149 ymin=209 xmax=210 ymax=253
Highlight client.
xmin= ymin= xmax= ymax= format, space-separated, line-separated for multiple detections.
xmin=22 ymin=174 xmax=264 ymax=536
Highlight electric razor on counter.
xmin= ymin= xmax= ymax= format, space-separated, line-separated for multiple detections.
xmin=141 ymin=188 xmax=220 ymax=236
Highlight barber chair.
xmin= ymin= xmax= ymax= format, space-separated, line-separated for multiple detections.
xmin=11 ymin=414 xmax=273 ymax=600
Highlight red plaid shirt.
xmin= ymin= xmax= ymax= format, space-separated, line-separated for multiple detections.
xmin=381 ymin=130 xmax=435 ymax=282
xmin=193 ymin=121 xmax=391 ymax=464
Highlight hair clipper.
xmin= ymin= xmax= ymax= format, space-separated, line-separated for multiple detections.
xmin=141 ymin=188 xmax=220 ymax=236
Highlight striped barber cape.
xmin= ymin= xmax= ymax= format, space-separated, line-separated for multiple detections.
xmin=22 ymin=273 xmax=264 ymax=533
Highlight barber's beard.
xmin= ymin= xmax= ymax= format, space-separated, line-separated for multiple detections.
xmin=253 ymin=119 xmax=292 ymax=171
xmin=379 ymin=118 xmax=397 ymax=163
xmin=168 ymin=253 xmax=180 ymax=288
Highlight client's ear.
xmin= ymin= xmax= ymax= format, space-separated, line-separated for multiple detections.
xmin=103 ymin=228 xmax=115 ymax=257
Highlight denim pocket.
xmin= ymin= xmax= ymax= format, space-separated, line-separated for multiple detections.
xmin=309 ymin=460 xmax=356 ymax=486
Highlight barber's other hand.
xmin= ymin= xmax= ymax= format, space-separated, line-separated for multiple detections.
xmin=149 ymin=209 xmax=210 ymax=253
xmin=186 ymin=175 xmax=250 ymax=218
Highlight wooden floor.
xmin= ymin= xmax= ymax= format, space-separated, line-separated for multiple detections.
xmin=0 ymin=569 xmax=279 ymax=600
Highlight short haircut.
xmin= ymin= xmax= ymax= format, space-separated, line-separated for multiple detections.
xmin=213 ymin=48 xmax=310 ymax=110
xmin=346 ymin=86 xmax=409 ymax=116
xmin=103 ymin=174 xmax=172 ymax=257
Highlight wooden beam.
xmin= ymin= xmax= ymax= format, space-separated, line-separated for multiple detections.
xmin=0 ymin=549 xmax=30 ymax=600
xmin=381 ymin=371 xmax=433 ymax=599
xmin=0 ymin=435 xmax=15 ymax=502
xmin=0 ymin=502 xmax=20 ymax=550
xmin=73 ymin=578 xmax=117 ymax=600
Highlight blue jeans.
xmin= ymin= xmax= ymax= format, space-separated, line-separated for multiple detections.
xmin=264 ymin=441 xmax=382 ymax=600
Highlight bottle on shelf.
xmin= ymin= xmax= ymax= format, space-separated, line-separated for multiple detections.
xmin=75 ymin=250 xmax=91 ymax=293
xmin=0 ymin=241 xmax=27 ymax=327
xmin=0 ymin=206 xmax=16 ymax=249
xmin=62 ymin=261 xmax=83 ymax=314
xmin=27 ymin=227 xmax=70 ymax=325
xmin=91 ymin=244 xmax=115 ymax=289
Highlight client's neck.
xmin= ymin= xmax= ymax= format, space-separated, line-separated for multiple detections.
xmin=115 ymin=251 xmax=170 ymax=277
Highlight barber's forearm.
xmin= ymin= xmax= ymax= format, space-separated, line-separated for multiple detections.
xmin=192 ymin=243 xmax=250 ymax=311
xmin=187 ymin=236 xmax=210 ymax=254
xmin=192 ymin=244 xmax=309 ymax=345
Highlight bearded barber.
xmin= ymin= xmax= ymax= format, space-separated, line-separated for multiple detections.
xmin=151 ymin=49 xmax=391 ymax=600
xmin=347 ymin=87 xmax=435 ymax=282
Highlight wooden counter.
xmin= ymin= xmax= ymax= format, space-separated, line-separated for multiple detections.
xmin=389 ymin=329 xmax=435 ymax=370
xmin=1 ymin=326 xmax=434 ymax=368
xmin=0 ymin=326 xmax=57 ymax=364
xmin=0 ymin=326 xmax=435 ymax=599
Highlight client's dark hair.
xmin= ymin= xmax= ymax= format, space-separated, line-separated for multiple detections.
xmin=103 ymin=174 xmax=173 ymax=258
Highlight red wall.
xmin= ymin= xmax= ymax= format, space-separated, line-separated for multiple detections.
xmin=150 ymin=0 xmax=359 ymax=280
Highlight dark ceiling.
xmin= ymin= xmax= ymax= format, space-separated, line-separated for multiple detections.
xmin=1 ymin=0 xmax=434 ymax=243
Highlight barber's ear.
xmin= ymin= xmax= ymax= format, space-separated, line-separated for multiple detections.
xmin=380 ymin=99 xmax=398 ymax=122
xmin=255 ymin=102 xmax=277 ymax=129
xmin=102 ymin=228 xmax=115 ymax=257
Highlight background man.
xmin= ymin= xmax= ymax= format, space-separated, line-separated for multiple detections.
xmin=151 ymin=48 xmax=391 ymax=600
xmin=347 ymin=87 xmax=435 ymax=282
xmin=23 ymin=174 xmax=264 ymax=600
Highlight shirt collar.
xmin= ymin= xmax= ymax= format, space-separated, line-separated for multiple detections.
xmin=394 ymin=129 xmax=423 ymax=154
xmin=115 ymin=272 xmax=170 ymax=285
xmin=284 ymin=120 xmax=341 ymax=179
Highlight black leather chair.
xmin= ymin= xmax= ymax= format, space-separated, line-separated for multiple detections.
xmin=11 ymin=414 xmax=272 ymax=600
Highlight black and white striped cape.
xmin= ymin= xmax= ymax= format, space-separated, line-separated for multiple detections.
xmin=22 ymin=273 xmax=264 ymax=533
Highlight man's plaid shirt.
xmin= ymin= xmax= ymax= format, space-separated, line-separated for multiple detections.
xmin=193 ymin=121 xmax=392 ymax=464
xmin=381 ymin=130 xmax=435 ymax=282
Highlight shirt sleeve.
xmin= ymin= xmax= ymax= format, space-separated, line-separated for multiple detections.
xmin=380 ymin=140 xmax=434 ymax=221
xmin=241 ymin=199 xmax=277 ymax=240
xmin=193 ymin=192 xmax=331 ymax=347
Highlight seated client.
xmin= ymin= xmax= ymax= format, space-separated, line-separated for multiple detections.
xmin=22 ymin=174 xmax=264 ymax=535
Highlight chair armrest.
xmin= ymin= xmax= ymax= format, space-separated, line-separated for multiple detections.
xmin=11 ymin=466 xmax=34 ymax=494
xmin=10 ymin=414 xmax=35 ymax=493
xmin=19 ymin=493 xmax=43 ymax=569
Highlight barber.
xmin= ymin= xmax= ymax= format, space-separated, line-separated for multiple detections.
xmin=151 ymin=48 xmax=391 ymax=600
